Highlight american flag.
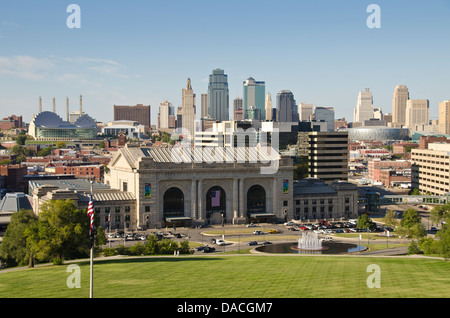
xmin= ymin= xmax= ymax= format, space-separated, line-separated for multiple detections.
xmin=211 ymin=190 xmax=220 ymax=207
xmin=87 ymin=194 xmax=94 ymax=246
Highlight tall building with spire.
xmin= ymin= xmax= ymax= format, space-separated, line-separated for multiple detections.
xmin=207 ymin=68 xmax=229 ymax=121
xmin=265 ymin=93 xmax=273 ymax=121
xmin=181 ymin=78 xmax=196 ymax=139
xmin=243 ymin=77 xmax=265 ymax=120
xmin=353 ymin=88 xmax=374 ymax=123
xmin=392 ymin=85 xmax=409 ymax=127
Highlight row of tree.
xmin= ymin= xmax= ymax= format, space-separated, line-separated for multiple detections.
xmin=0 ymin=199 xmax=193 ymax=269
xmin=381 ymin=206 xmax=450 ymax=259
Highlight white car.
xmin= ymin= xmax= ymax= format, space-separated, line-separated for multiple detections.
xmin=216 ymin=239 xmax=225 ymax=246
xmin=284 ymin=221 xmax=295 ymax=226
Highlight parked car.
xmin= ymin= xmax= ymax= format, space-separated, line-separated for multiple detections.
xmin=248 ymin=241 xmax=258 ymax=246
xmin=195 ymin=246 xmax=208 ymax=252
xmin=261 ymin=241 xmax=272 ymax=245
xmin=216 ymin=239 xmax=225 ymax=246
xmin=284 ymin=221 xmax=295 ymax=226
xmin=253 ymin=230 xmax=264 ymax=235
xmin=288 ymin=227 xmax=298 ymax=231
xmin=202 ymin=246 xmax=215 ymax=253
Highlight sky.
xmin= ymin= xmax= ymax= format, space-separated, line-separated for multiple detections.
xmin=0 ymin=0 xmax=450 ymax=125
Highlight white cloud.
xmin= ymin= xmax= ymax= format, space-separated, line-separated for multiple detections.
xmin=0 ymin=54 xmax=129 ymax=81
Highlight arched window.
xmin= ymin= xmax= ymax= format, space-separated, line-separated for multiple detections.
xmin=163 ymin=187 xmax=184 ymax=218
xmin=247 ymin=185 xmax=266 ymax=214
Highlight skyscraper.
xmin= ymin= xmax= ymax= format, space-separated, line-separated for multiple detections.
xmin=353 ymin=88 xmax=374 ymax=123
xmin=243 ymin=77 xmax=265 ymax=120
xmin=181 ymin=78 xmax=196 ymax=139
xmin=405 ymin=99 xmax=429 ymax=130
xmin=158 ymin=100 xmax=175 ymax=130
xmin=299 ymin=102 xmax=313 ymax=121
xmin=208 ymin=68 xmax=229 ymax=122
xmin=392 ymin=85 xmax=409 ymax=127
xmin=276 ymin=90 xmax=298 ymax=122
xmin=438 ymin=101 xmax=450 ymax=134
xmin=265 ymin=93 xmax=273 ymax=121
xmin=233 ymin=97 xmax=244 ymax=121
xmin=314 ymin=106 xmax=335 ymax=132
xmin=114 ymin=104 xmax=152 ymax=131
xmin=201 ymin=93 xmax=208 ymax=119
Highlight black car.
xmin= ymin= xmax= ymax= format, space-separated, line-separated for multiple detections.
xmin=195 ymin=246 xmax=208 ymax=251
xmin=202 ymin=246 xmax=216 ymax=253
xmin=261 ymin=241 xmax=272 ymax=245
xmin=248 ymin=241 xmax=258 ymax=246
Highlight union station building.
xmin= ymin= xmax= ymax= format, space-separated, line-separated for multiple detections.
xmin=104 ymin=144 xmax=295 ymax=228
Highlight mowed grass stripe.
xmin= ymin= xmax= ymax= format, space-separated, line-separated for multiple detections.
xmin=0 ymin=255 xmax=449 ymax=298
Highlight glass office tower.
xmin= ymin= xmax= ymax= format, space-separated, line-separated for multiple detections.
xmin=208 ymin=68 xmax=229 ymax=122
xmin=243 ymin=77 xmax=265 ymax=120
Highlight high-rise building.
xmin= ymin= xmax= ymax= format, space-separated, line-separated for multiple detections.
xmin=353 ymin=88 xmax=374 ymax=123
xmin=207 ymin=68 xmax=229 ymax=121
xmin=201 ymin=93 xmax=208 ymax=118
xmin=265 ymin=93 xmax=273 ymax=121
xmin=233 ymin=97 xmax=244 ymax=121
xmin=114 ymin=104 xmax=152 ymax=131
xmin=243 ymin=77 xmax=265 ymax=120
xmin=405 ymin=99 xmax=429 ymax=130
xmin=438 ymin=101 xmax=450 ymax=135
xmin=392 ymin=85 xmax=409 ymax=127
xmin=181 ymin=78 xmax=196 ymax=139
xmin=299 ymin=102 xmax=313 ymax=121
xmin=308 ymin=131 xmax=349 ymax=184
xmin=314 ymin=106 xmax=335 ymax=132
xmin=276 ymin=90 xmax=298 ymax=122
xmin=158 ymin=100 xmax=175 ymax=130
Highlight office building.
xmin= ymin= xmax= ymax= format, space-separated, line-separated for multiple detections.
xmin=265 ymin=93 xmax=273 ymax=121
xmin=392 ymin=85 xmax=409 ymax=127
xmin=201 ymin=93 xmax=208 ymax=118
xmin=411 ymin=143 xmax=450 ymax=195
xmin=276 ymin=90 xmax=298 ymax=122
xmin=438 ymin=101 xmax=450 ymax=135
xmin=299 ymin=102 xmax=313 ymax=121
xmin=314 ymin=106 xmax=335 ymax=132
xmin=405 ymin=99 xmax=429 ymax=130
xmin=233 ymin=97 xmax=244 ymax=121
xmin=243 ymin=77 xmax=265 ymax=120
xmin=207 ymin=68 xmax=229 ymax=121
xmin=308 ymin=131 xmax=349 ymax=183
xmin=113 ymin=104 xmax=151 ymax=131
xmin=353 ymin=88 xmax=374 ymax=123
xmin=158 ymin=100 xmax=175 ymax=131
xmin=181 ymin=78 xmax=196 ymax=139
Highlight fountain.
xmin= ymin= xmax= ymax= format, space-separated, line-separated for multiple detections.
xmin=293 ymin=232 xmax=328 ymax=251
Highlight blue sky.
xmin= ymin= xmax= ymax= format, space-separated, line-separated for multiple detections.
xmin=1 ymin=0 xmax=450 ymax=125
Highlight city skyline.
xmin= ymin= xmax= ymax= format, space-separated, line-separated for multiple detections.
xmin=1 ymin=1 xmax=450 ymax=125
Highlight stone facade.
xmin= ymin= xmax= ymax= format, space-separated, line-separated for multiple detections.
xmin=105 ymin=144 xmax=294 ymax=228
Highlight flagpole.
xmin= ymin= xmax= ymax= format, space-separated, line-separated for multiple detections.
xmin=89 ymin=181 xmax=94 ymax=299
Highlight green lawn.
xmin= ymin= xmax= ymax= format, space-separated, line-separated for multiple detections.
xmin=0 ymin=255 xmax=449 ymax=298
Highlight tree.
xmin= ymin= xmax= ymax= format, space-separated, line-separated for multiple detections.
xmin=436 ymin=226 xmax=450 ymax=261
xmin=357 ymin=214 xmax=374 ymax=230
xmin=383 ymin=210 xmax=399 ymax=228
xmin=15 ymin=134 xmax=27 ymax=146
xmin=409 ymin=188 xmax=421 ymax=195
xmin=0 ymin=209 xmax=38 ymax=267
xmin=26 ymin=200 xmax=91 ymax=264
xmin=431 ymin=203 xmax=450 ymax=225
xmin=398 ymin=208 xmax=426 ymax=238
xmin=37 ymin=146 xmax=53 ymax=157
xmin=56 ymin=141 xmax=66 ymax=149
